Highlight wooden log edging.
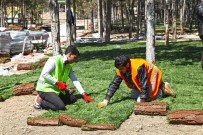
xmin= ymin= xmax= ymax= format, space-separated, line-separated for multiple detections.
xmin=58 ymin=114 xmax=86 ymax=127
xmin=27 ymin=117 xmax=60 ymax=126
xmin=12 ymin=82 xmax=36 ymax=96
xmin=81 ymin=124 xmax=116 ymax=131
xmin=134 ymin=101 xmax=169 ymax=116
xmin=168 ymin=110 xmax=203 ymax=125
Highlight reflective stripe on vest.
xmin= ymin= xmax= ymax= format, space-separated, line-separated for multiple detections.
xmin=36 ymin=55 xmax=71 ymax=95
xmin=116 ymin=59 xmax=162 ymax=98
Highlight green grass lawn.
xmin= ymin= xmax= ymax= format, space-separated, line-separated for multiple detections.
xmin=1 ymin=40 xmax=203 ymax=128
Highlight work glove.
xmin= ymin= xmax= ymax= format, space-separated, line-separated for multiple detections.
xmin=82 ymin=93 xmax=95 ymax=103
xmin=98 ymin=99 xmax=109 ymax=108
xmin=56 ymin=81 xmax=67 ymax=91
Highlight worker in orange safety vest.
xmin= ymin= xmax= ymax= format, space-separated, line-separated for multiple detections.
xmin=98 ymin=55 xmax=176 ymax=108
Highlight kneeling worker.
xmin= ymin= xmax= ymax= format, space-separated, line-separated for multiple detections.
xmin=34 ymin=45 xmax=94 ymax=111
xmin=98 ymin=55 xmax=176 ymax=108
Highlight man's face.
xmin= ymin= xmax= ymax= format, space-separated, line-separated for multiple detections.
xmin=66 ymin=53 xmax=78 ymax=64
xmin=118 ymin=66 xmax=127 ymax=74
xmin=118 ymin=63 xmax=130 ymax=74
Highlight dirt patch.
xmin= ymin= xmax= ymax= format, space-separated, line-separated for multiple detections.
xmin=0 ymin=95 xmax=203 ymax=135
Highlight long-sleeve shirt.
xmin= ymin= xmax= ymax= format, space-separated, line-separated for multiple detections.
xmin=39 ymin=55 xmax=85 ymax=94
xmin=105 ymin=66 xmax=148 ymax=100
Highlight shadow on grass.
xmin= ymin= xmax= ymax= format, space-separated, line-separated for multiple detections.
xmin=76 ymin=41 xmax=203 ymax=66
xmin=74 ymin=92 xmax=99 ymax=100
xmin=110 ymin=96 xmax=132 ymax=105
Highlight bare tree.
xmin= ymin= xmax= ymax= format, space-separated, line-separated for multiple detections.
xmin=136 ymin=0 xmax=142 ymax=40
xmin=49 ymin=0 xmax=62 ymax=56
xmin=127 ymin=0 xmax=135 ymax=38
xmin=66 ymin=0 xmax=73 ymax=46
xmin=98 ymin=0 xmax=103 ymax=38
xmin=180 ymin=0 xmax=186 ymax=34
xmin=172 ymin=0 xmax=177 ymax=41
xmin=0 ymin=0 xmax=5 ymax=27
xmin=105 ymin=0 xmax=111 ymax=43
xmin=91 ymin=9 xmax=94 ymax=33
xmin=145 ymin=0 xmax=155 ymax=64
xmin=103 ymin=0 xmax=111 ymax=43
xmin=164 ymin=0 xmax=169 ymax=46
xmin=73 ymin=0 xmax=76 ymax=40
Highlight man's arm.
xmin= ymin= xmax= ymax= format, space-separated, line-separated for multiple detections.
xmin=69 ymin=69 xmax=85 ymax=94
xmin=41 ymin=58 xmax=57 ymax=84
xmin=105 ymin=74 xmax=123 ymax=100
xmin=98 ymin=74 xmax=122 ymax=108
xmin=137 ymin=65 xmax=148 ymax=101
xmin=69 ymin=69 xmax=95 ymax=103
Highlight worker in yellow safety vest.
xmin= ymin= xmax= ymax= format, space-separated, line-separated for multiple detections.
xmin=34 ymin=45 xmax=94 ymax=110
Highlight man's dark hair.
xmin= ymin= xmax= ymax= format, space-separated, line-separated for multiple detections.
xmin=114 ymin=55 xmax=130 ymax=68
xmin=65 ymin=45 xmax=80 ymax=55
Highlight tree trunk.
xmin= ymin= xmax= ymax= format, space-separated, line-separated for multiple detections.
xmin=172 ymin=0 xmax=177 ymax=41
xmin=49 ymin=0 xmax=62 ymax=56
xmin=164 ymin=0 xmax=169 ymax=46
xmin=0 ymin=0 xmax=5 ymax=27
xmin=120 ymin=0 xmax=124 ymax=28
xmin=73 ymin=0 xmax=76 ymax=40
xmin=128 ymin=0 xmax=135 ymax=39
xmin=136 ymin=0 xmax=142 ymax=40
xmin=98 ymin=0 xmax=103 ymax=38
xmin=145 ymin=0 xmax=155 ymax=64
xmin=161 ymin=0 xmax=165 ymax=26
xmin=66 ymin=0 xmax=74 ymax=46
xmin=102 ymin=0 xmax=107 ymax=40
xmin=91 ymin=9 xmax=94 ymax=33
xmin=180 ymin=0 xmax=186 ymax=34
xmin=105 ymin=0 xmax=111 ymax=43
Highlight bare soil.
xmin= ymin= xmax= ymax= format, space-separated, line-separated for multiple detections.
xmin=0 ymin=95 xmax=203 ymax=135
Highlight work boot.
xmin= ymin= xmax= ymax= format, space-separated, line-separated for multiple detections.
xmin=33 ymin=94 xmax=42 ymax=110
xmin=162 ymin=82 xmax=176 ymax=98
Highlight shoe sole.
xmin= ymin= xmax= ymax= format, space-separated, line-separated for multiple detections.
xmin=33 ymin=104 xmax=42 ymax=110
xmin=165 ymin=82 xmax=176 ymax=98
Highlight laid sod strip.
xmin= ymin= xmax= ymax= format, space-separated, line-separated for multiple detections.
xmin=0 ymin=53 xmax=10 ymax=63
xmin=168 ymin=110 xmax=203 ymax=125
xmin=40 ymin=97 xmax=135 ymax=129
xmin=0 ymin=57 xmax=10 ymax=63
xmin=0 ymin=68 xmax=41 ymax=100
xmin=27 ymin=117 xmax=60 ymax=126
xmin=81 ymin=124 xmax=116 ymax=131
xmin=134 ymin=102 xmax=169 ymax=116
xmin=12 ymin=82 xmax=36 ymax=96
xmin=17 ymin=58 xmax=47 ymax=70
xmin=12 ymin=82 xmax=75 ymax=96
xmin=58 ymin=114 xmax=86 ymax=127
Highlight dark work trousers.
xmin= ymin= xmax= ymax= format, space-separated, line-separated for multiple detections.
xmin=38 ymin=91 xmax=77 ymax=111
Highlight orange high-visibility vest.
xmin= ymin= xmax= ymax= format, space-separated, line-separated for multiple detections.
xmin=116 ymin=59 xmax=162 ymax=98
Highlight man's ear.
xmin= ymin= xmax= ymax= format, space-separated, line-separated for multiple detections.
xmin=126 ymin=63 xmax=130 ymax=68
xmin=66 ymin=53 xmax=71 ymax=57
